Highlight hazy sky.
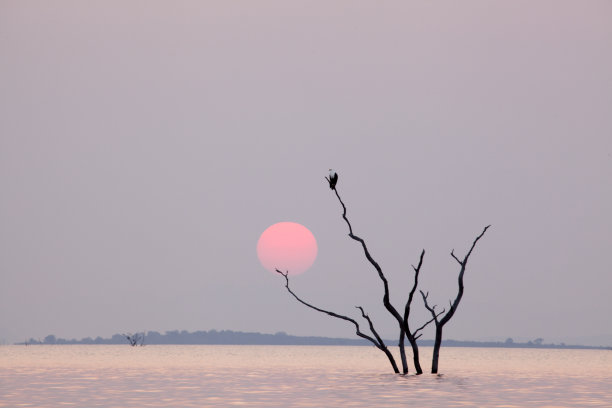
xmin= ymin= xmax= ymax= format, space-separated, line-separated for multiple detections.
xmin=1 ymin=1 xmax=611 ymax=346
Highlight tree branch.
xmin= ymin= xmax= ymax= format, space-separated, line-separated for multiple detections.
xmin=331 ymin=188 xmax=404 ymax=325
xmin=408 ymin=250 xmax=425 ymax=308
xmin=276 ymin=269 xmax=400 ymax=373
xmin=463 ymin=225 xmax=491 ymax=264
xmin=356 ymin=306 xmax=388 ymax=351
xmin=412 ymin=310 xmax=444 ymax=339
xmin=450 ymin=250 xmax=462 ymax=265
xmin=404 ymin=249 xmax=425 ymax=327
xmin=439 ymin=225 xmax=490 ymax=326
xmin=420 ymin=290 xmax=440 ymax=324
xmin=276 ymin=269 xmax=382 ymax=348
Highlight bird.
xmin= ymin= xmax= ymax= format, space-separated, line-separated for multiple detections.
xmin=328 ymin=169 xmax=338 ymax=190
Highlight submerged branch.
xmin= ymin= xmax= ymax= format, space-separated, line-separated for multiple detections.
xmin=276 ymin=269 xmax=378 ymax=344
xmin=355 ymin=306 xmax=388 ymax=352
xmin=276 ymin=269 xmax=399 ymax=373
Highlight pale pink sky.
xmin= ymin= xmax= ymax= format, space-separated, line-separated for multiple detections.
xmin=1 ymin=1 xmax=611 ymax=345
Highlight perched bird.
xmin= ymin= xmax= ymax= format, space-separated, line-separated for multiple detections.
xmin=328 ymin=169 xmax=338 ymax=190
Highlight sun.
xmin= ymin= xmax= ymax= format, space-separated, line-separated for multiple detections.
xmin=257 ymin=222 xmax=318 ymax=275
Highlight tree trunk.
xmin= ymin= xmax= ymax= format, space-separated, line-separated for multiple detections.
xmin=431 ymin=325 xmax=443 ymax=374
xmin=384 ymin=349 xmax=400 ymax=374
xmin=398 ymin=329 xmax=409 ymax=374
xmin=408 ymin=336 xmax=423 ymax=374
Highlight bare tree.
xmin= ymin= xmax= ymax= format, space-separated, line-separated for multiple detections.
xmin=275 ymin=174 xmax=488 ymax=375
xmin=123 ymin=332 xmax=145 ymax=347
xmin=420 ymin=225 xmax=490 ymax=374
xmin=275 ymin=175 xmax=437 ymax=374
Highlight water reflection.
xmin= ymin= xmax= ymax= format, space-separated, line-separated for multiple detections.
xmin=1 ymin=346 xmax=611 ymax=407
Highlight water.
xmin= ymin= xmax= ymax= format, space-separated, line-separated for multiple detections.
xmin=1 ymin=345 xmax=610 ymax=407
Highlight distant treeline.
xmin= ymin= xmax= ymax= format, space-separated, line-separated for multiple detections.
xmin=21 ymin=330 xmax=366 ymax=346
xmin=19 ymin=331 xmax=611 ymax=350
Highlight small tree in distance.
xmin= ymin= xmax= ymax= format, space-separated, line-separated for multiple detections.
xmin=123 ymin=332 xmax=145 ymax=347
xmin=276 ymin=172 xmax=489 ymax=374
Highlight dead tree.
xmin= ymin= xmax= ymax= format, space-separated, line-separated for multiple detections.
xmin=276 ymin=269 xmax=400 ymax=373
xmin=123 ymin=332 xmax=145 ymax=347
xmin=275 ymin=174 xmax=483 ymax=375
xmin=420 ymin=225 xmax=490 ymax=374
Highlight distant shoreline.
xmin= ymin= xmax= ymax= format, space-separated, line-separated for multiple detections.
xmin=17 ymin=330 xmax=611 ymax=350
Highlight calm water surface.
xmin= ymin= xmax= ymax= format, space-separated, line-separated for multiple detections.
xmin=1 ymin=345 xmax=610 ymax=407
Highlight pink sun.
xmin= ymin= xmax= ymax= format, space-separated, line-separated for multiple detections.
xmin=257 ymin=222 xmax=318 ymax=275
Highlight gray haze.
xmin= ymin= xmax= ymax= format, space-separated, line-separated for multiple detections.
xmin=1 ymin=1 xmax=611 ymax=346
